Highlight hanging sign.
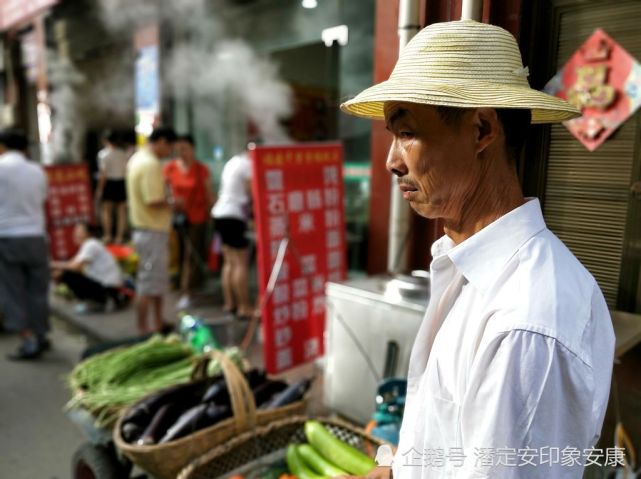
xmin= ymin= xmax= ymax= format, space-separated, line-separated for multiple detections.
xmin=544 ymin=28 xmax=641 ymax=151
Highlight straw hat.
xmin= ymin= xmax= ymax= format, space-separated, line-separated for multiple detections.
xmin=341 ymin=20 xmax=580 ymax=124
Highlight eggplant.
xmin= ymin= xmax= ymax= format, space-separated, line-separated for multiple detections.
xmin=159 ymin=403 xmax=208 ymax=443
xmin=260 ymin=378 xmax=312 ymax=409
xmin=136 ymin=403 xmax=183 ymax=445
xmin=122 ymin=422 xmax=143 ymax=443
xmin=243 ymin=369 xmax=268 ymax=389
xmin=203 ymin=403 xmax=232 ymax=426
xmin=252 ymin=380 xmax=288 ymax=407
xmin=121 ymin=380 xmax=211 ymax=427
xmin=201 ymin=369 xmax=267 ymax=404
xmin=200 ymin=377 xmax=227 ymax=404
xmin=158 ymin=403 xmax=232 ymax=443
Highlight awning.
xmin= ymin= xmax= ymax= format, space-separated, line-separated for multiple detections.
xmin=0 ymin=0 xmax=58 ymax=32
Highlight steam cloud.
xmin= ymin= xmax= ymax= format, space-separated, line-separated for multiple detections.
xmin=166 ymin=41 xmax=293 ymax=144
xmin=96 ymin=0 xmax=293 ymax=145
xmin=97 ymin=0 xmax=209 ymax=33
xmin=47 ymin=51 xmax=86 ymax=163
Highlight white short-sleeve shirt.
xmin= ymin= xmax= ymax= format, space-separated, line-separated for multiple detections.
xmin=0 ymin=151 xmax=47 ymax=238
xmin=74 ymin=238 xmax=123 ymax=287
xmin=212 ymin=153 xmax=252 ymax=221
xmin=98 ymin=147 xmax=129 ymax=180
xmin=392 ymin=198 xmax=615 ymax=479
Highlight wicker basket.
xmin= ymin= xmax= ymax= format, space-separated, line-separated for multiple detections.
xmin=178 ymin=415 xmax=386 ymax=479
xmin=113 ymin=350 xmax=308 ymax=479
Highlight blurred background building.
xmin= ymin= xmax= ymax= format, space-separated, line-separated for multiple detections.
xmin=0 ymin=0 xmax=640 ymax=454
xmin=1 ymin=0 xmax=641 ymax=313
xmin=0 ymin=0 xmax=375 ymax=272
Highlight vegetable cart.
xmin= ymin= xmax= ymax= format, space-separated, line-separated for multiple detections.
xmin=67 ymin=334 xmax=173 ymax=479
xmin=68 ymin=407 xmax=137 ymax=479
xmin=66 ymin=335 xmax=242 ymax=479
xmin=66 ymin=335 xmax=310 ymax=479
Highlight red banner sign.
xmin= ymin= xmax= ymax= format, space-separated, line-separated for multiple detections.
xmin=44 ymin=164 xmax=93 ymax=260
xmin=0 ymin=0 xmax=57 ymax=31
xmin=251 ymin=143 xmax=347 ymax=374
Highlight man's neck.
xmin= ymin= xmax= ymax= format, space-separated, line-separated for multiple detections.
xmin=443 ymin=163 xmax=525 ymax=245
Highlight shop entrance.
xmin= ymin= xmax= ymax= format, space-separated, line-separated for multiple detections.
xmin=270 ymin=41 xmax=339 ymax=142
xmin=271 ymin=41 xmax=370 ymax=272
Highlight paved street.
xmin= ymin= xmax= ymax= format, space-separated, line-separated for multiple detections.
xmin=0 ymin=317 xmax=88 ymax=479
xmin=0 ymin=302 xmax=325 ymax=479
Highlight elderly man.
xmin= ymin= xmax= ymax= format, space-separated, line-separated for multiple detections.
xmin=341 ymin=21 xmax=615 ymax=478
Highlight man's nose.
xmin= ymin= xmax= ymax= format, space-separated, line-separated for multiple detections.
xmin=386 ymin=140 xmax=408 ymax=177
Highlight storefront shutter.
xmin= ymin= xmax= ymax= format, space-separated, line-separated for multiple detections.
xmin=543 ymin=1 xmax=641 ymax=307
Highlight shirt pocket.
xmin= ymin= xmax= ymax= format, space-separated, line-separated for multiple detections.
xmin=426 ymin=394 xmax=461 ymax=452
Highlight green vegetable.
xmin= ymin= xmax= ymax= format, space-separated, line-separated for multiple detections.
xmin=304 ymin=421 xmax=376 ymax=476
xmin=298 ymin=444 xmax=348 ymax=477
xmin=286 ymin=445 xmax=324 ymax=479
xmin=65 ymin=335 xmax=243 ymax=426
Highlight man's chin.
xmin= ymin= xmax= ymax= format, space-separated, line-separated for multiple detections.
xmin=409 ymin=202 xmax=440 ymax=219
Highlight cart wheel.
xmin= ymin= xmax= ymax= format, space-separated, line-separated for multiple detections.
xmin=72 ymin=442 xmax=128 ymax=479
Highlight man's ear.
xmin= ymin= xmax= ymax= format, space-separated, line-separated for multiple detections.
xmin=472 ymin=108 xmax=500 ymax=156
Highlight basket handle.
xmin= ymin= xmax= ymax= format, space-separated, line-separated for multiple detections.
xmin=192 ymin=350 xmax=257 ymax=432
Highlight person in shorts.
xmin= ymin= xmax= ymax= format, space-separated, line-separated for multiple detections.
xmin=96 ymin=130 xmax=129 ymax=244
xmin=126 ymin=127 xmax=177 ymax=334
xmin=212 ymin=151 xmax=254 ymax=320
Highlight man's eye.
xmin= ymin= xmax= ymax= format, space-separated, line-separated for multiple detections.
xmin=399 ymin=131 xmax=415 ymax=139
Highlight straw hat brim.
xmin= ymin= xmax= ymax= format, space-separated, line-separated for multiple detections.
xmin=340 ymin=78 xmax=581 ymax=124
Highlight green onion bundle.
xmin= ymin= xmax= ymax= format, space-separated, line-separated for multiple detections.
xmin=66 ymin=335 xmax=242 ymax=427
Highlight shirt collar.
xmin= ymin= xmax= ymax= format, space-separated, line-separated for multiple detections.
xmin=432 ymin=198 xmax=547 ymax=291
xmin=0 ymin=150 xmax=26 ymax=161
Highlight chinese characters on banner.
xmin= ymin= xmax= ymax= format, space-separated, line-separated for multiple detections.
xmin=44 ymin=164 xmax=93 ymax=260
xmin=544 ymin=28 xmax=641 ymax=151
xmin=251 ymin=143 xmax=346 ymax=374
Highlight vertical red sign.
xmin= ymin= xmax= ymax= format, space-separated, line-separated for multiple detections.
xmin=44 ymin=164 xmax=93 ymax=260
xmin=251 ymin=143 xmax=347 ymax=374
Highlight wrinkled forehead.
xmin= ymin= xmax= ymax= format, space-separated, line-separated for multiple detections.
xmin=383 ymin=101 xmax=445 ymax=129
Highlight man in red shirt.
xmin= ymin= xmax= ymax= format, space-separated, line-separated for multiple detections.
xmin=163 ymin=134 xmax=215 ymax=309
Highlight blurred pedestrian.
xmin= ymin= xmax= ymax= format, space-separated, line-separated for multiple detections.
xmin=212 ymin=151 xmax=254 ymax=320
xmin=96 ymin=130 xmax=129 ymax=244
xmin=0 ymin=129 xmax=50 ymax=360
xmin=126 ymin=127 xmax=177 ymax=334
xmin=163 ymin=134 xmax=215 ymax=310
xmin=121 ymin=128 xmax=138 ymax=159
xmin=51 ymin=223 xmax=125 ymax=314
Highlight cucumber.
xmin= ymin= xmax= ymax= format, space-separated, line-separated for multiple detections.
xmin=286 ymin=445 xmax=325 ymax=479
xmin=298 ymin=444 xmax=348 ymax=477
xmin=304 ymin=421 xmax=376 ymax=476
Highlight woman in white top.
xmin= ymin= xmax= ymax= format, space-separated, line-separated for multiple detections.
xmin=96 ymin=131 xmax=129 ymax=244
xmin=51 ymin=223 xmax=125 ymax=313
xmin=212 ymin=152 xmax=254 ymax=319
